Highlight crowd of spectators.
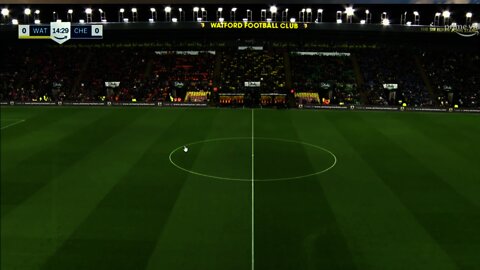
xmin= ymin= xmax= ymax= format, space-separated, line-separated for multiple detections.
xmin=149 ymin=52 xmax=215 ymax=101
xmin=0 ymin=48 xmax=216 ymax=103
xmin=219 ymin=50 xmax=286 ymax=93
xmin=421 ymin=51 xmax=480 ymax=108
xmin=1 ymin=45 xmax=479 ymax=109
xmin=0 ymin=47 xmax=84 ymax=102
xmin=357 ymin=49 xmax=432 ymax=107
xmin=291 ymin=53 xmax=360 ymax=105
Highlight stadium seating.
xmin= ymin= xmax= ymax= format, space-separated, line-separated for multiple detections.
xmin=290 ymin=53 xmax=359 ymax=105
xmin=1 ymin=44 xmax=479 ymax=109
xmin=219 ymin=50 xmax=286 ymax=93
xmin=357 ymin=48 xmax=432 ymax=107
xmin=421 ymin=51 xmax=480 ymax=108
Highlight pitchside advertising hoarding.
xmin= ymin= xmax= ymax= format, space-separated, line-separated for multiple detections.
xmin=18 ymin=22 xmax=103 ymax=44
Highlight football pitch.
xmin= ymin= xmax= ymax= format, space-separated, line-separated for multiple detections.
xmin=1 ymin=107 xmax=480 ymax=270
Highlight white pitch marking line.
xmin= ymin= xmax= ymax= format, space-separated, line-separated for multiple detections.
xmin=251 ymin=109 xmax=255 ymax=270
xmin=0 ymin=119 xmax=26 ymax=130
xmin=169 ymin=137 xmax=337 ymax=182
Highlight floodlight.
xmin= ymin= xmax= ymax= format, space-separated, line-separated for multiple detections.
xmin=360 ymin=19 xmax=366 ymax=24
xmin=172 ymin=18 xmax=178 ymax=22
xmin=219 ymin=17 xmax=224 ymax=22
xmin=120 ymin=8 xmax=125 ymax=13
xmin=24 ymin=8 xmax=32 ymax=15
xmin=231 ymin=8 xmax=237 ymax=12
xmin=201 ymin=8 xmax=205 ymax=12
xmin=365 ymin=10 xmax=369 ymax=14
xmin=179 ymin=8 xmax=183 ymax=12
xmin=336 ymin=19 xmax=342 ymax=23
xmin=413 ymin=11 xmax=419 ymax=16
xmin=218 ymin=7 xmax=223 ymax=12
xmin=306 ymin=8 xmax=312 ymax=13
xmin=466 ymin=12 xmax=472 ymax=18
xmin=270 ymin=6 xmax=277 ymax=13
xmin=301 ymin=9 xmax=305 ymax=12
xmin=164 ymin=6 xmax=171 ymax=13
xmin=79 ymin=19 xmax=85 ymax=23
xmin=1 ymin=8 xmax=9 ymax=16
xmin=99 ymin=9 xmax=103 ymax=13
xmin=131 ymin=8 xmax=137 ymax=13
xmin=35 ymin=9 xmax=40 ymax=15
xmin=68 ymin=9 xmax=73 ymax=14
xmin=435 ymin=12 xmax=441 ymax=17
xmin=85 ymin=8 xmax=92 ymax=14
xmin=345 ymin=7 xmax=354 ymax=16
xmin=318 ymin=9 xmax=323 ymax=13
xmin=149 ymin=18 xmax=154 ymax=22
xmin=150 ymin=8 xmax=156 ymax=12
xmin=406 ymin=21 xmax=412 ymax=26
xmin=34 ymin=19 xmax=41 ymax=24
xmin=442 ymin=11 xmax=450 ymax=18
xmin=290 ymin=18 xmax=296 ymax=22
xmin=193 ymin=7 xmax=199 ymax=12
xmin=382 ymin=18 xmax=390 ymax=25
xmin=123 ymin=18 xmax=129 ymax=22
xmin=12 ymin=19 xmax=18 ymax=24
xmin=56 ymin=19 xmax=62 ymax=22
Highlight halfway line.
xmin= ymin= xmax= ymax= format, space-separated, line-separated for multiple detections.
xmin=251 ymin=109 xmax=255 ymax=270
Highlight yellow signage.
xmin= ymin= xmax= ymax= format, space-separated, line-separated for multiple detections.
xmin=203 ymin=22 xmax=307 ymax=30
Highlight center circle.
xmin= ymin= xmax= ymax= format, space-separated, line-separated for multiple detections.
xmin=169 ymin=137 xmax=337 ymax=182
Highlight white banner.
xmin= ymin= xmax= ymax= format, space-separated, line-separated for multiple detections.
xmin=238 ymin=46 xmax=263 ymax=50
xmin=292 ymin=52 xmax=351 ymax=56
xmin=244 ymin=82 xmax=261 ymax=87
xmin=105 ymin=82 xmax=120 ymax=88
xmin=383 ymin=83 xmax=398 ymax=90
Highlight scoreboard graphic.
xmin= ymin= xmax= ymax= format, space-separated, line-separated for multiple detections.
xmin=18 ymin=22 xmax=103 ymax=44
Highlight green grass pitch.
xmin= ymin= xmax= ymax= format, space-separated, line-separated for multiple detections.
xmin=1 ymin=106 xmax=480 ymax=270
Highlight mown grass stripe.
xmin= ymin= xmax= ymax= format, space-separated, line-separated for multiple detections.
xmin=40 ymin=109 xmax=219 ymax=270
xmin=253 ymin=110 xmax=358 ymax=270
xmin=1 ymin=109 xmax=145 ymax=217
xmin=330 ymin=112 xmax=480 ymax=270
xmin=1 ymin=109 xmax=156 ymax=270
xmin=145 ymin=109 xmax=251 ymax=270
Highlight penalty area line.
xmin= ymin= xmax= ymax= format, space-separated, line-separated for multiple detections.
xmin=0 ymin=119 xmax=26 ymax=130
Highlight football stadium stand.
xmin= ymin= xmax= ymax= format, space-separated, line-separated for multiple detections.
xmin=1 ymin=44 xmax=479 ymax=109
xmin=0 ymin=4 xmax=479 ymax=110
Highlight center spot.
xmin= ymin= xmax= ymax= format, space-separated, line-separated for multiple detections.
xmin=169 ymin=137 xmax=337 ymax=182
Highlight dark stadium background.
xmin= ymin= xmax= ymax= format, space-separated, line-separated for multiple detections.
xmin=1 ymin=1 xmax=480 ymax=270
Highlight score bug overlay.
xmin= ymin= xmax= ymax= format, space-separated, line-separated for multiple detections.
xmin=51 ymin=22 xmax=71 ymax=44
xmin=18 ymin=22 xmax=103 ymax=44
